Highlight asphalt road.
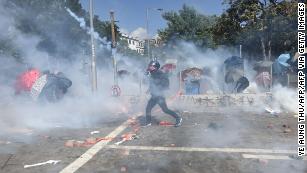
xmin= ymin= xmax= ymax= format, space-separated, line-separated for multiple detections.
xmin=0 ymin=105 xmax=306 ymax=173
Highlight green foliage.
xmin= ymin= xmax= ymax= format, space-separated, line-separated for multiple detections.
xmin=158 ymin=4 xmax=217 ymax=48
xmin=0 ymin=0 xmax=299 ymax=64
xmin=214 ymin=0 xmax=297 ymax=60
xmin=65 ymin=0 xmax=85 ymax=16
xmin=158 ymin=1 xmax=297 ymax=61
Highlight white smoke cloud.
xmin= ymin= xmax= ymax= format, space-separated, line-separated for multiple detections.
xmin=66 ymin=8 xmax=86 ymax=29
xmin=119 ymin=28 xmax=129 ymax=35
xmin=66 ymin=8 xmax=109 ymax=47
xmin=130 ymin=27 xmax=147 ymax=40
xmin=0 ymin=2 xmax=145 ymax=136
xmin=271 ymin=84 xmax=297 ymax=113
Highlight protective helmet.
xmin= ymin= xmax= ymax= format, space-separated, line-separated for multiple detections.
xmin=147 ymin=60 xmax=160 ymax=73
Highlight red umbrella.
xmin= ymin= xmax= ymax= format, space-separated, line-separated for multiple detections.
xmin=161 ymin=63 xmax=176 ymax=73
xmin=179 ymin=67 xmax=203 ymax=81
xmin=15 ymin=68 xmax=41 ymax=93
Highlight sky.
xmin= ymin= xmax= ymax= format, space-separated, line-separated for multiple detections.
xmin=80 ymin=0 xmax=225 ymax=39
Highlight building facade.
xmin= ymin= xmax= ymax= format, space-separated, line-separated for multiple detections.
xmin=120 ymin=34 xmax=163 ymax=55
xmin=120 ymin=34 xmax=145 ymax=55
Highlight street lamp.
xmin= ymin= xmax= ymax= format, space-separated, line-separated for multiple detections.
xmin=146 ymin=8 xmax=163 ymax=60
xmin=89 ymin=0 xmax=97 ymax=92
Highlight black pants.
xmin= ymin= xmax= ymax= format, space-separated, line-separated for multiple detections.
xmin=145 ymin=95 xmax=180 ymax=123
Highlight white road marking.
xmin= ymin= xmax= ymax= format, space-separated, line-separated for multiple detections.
xmin=105 ymin=145 xmax=297 ymax=154
xmin=25 ymin=160 xmax=61 ymax=168
xmin=59 ymin=112 xmax=142 ymax=173
xmin=242 ymin=154 xmax=307 ymax=160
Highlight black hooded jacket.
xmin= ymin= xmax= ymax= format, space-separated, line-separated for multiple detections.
xmin=149 ymin=70 xmax=169 ymax=96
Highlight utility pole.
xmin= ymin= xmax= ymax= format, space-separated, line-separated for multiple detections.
xmin=239 ymin=45 xmax=242 ymax=58
xmin=110 ymin=10 xmax=118 ymax=85
xmin=110 ymin=11 xmax=121 ymax=96
xmin=89 ymin=0 xmax=97 ymax=91
xmin=146 ymin=8 xmax=150 ymax=60
xmin=240 ymin=44 xmax=245 ymax=77
xmin=110 ymin=11 xmax=116 ymax=49
xmin=145 ymin=8 xmax=163 ymax=60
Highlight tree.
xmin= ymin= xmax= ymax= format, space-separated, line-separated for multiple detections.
xmin=214 ymin=0 xmax=298 ymax=60
xmin=65 ymin=0 xmax=85 ymax=16
xmin=158 ymin=4 xmax=217 ymax=49
xmin=93 ymin=16 xmax=121 ymax=43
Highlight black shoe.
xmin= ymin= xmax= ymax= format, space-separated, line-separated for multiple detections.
xmin=174 ymin=117 xmax=182 ymax=127
xmin=141 ymin=122 xmax=152 ymax=127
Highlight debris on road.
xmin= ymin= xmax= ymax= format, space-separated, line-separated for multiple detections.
xmin=264 ymin=107 xmax=280 ymax=116
xmin=159 ymin=121 xmax=174 ymax=126
xmin=64 ymin=140 xmax=76 ymax=147
xmin=128 ymin=117 xmax=141 ymax=132
xmin=128 ymin=117 xmax=138 ymax=126
xmin=74 ymin=140 xmax=85 ymax=147
xmin=90 ymin=131 xmax=100 ymax=135
xmin=283 ymin=128 xmax=291 ymax=133
xmin=24 ymin=160 xmax=61 ymax=168
xmin=96 ymin=137 xmax=114 ymax=142
xmin=64 ymin=137 xmax=115 ymax=148
xmin=85 ymin=137 xmax=97 ymax=144
xmin=115 ymin=133 xmax=139 ymax=145
xmin=282 ymin=125 xmax=292 ymax=133
xmin=133 ymin=126 xmax=140 ymax=133
xmin=122 ymin=133 xmax=139 ymax=141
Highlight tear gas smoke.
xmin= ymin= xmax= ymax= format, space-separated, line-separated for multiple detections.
xmin=0 ymin=1 xmax=300 ymax=167
xmin=66 ymin=8 xmax=109 ymax=47
xmin=0 ymin=1 xmax=145 ymax=137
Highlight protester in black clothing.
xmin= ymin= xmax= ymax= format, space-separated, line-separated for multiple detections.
xmin=144 ymin=60 xmax=182 ymax=127
xmin=234 ymin=76 xmax=249 ymax=93
xmin=39 ymin=71 xmax=72 ymax=102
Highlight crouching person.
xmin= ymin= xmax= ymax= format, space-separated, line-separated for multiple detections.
xmin=38 ymin=71 xmax=72 ymax=102
xmin=15 ymin=68 xmax=72 ymax=102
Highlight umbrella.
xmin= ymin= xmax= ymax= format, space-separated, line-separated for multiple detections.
xmin=15 ymin=68 xmax=41 ymax=92
xmin=180 ymin=67 xmax=203 ymax=81
xmin=161 ymin=63 xmax=176 ymax=73
xmin=277 ymin=54 xmax=291 ymax=67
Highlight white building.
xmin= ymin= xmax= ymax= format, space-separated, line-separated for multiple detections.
xmin=120 ymin=34 xmax=163 ymax=55
xmin=120 ymin=34 xmax=145 ymax=55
